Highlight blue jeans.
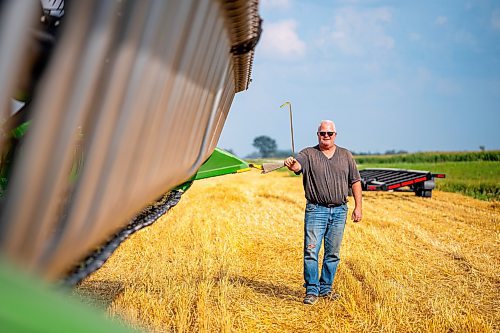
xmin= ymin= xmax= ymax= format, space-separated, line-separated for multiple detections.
xmin=303 ymin=202 xmax=348 ymax=295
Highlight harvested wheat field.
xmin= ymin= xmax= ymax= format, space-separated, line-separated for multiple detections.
xmin=76 ymin=171 xmax=499 ymax=332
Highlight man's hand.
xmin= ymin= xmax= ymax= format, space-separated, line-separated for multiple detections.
xmin=351 ymin=181 xmax=362 ymax=223
xmin=284 ymin=156 xmax=301 ymax=173
xmin=351 ymin=207 xmax=362 ymax=222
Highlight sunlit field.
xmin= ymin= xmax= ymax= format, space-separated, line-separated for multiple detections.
xmin=77 ymin=171 xmax=499 ymax=332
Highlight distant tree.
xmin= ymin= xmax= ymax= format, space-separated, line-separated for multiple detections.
xmin=252 ymin=135 xmax=277 ymax=158
xmin=479 ymin=145 xmax=485 ymax=152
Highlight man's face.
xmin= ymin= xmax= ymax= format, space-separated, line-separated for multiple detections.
xmin=317 ymin=123 xmax=336 ymax=148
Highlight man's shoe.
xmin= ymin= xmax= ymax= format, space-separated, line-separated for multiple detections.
xmin=319 ymin=291 xmax=340 ymax=300
xmin=303 ymin=294 xmax=319 ymax=305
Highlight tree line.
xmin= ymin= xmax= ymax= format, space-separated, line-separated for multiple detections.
xmin=248 ymin=135 xmax=408 ymax=159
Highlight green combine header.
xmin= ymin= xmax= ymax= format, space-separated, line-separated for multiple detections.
xmin=176 ymin=148 xmax=251 ymax=191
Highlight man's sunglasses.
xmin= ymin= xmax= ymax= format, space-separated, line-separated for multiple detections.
xmin=318 ymin=131 xmax=336 ymax=137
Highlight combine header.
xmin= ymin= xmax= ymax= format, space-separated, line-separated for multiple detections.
xmin=0 ymin=0 xmax=262 ymax=280
xmin=359 ymin=168 xmax=446 ymax=197
xmin=0 ymin=0 xmax=262 ymax=330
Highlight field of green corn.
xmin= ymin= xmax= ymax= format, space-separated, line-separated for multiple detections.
xmin=354 ymin=151 xmax=499 ymax=201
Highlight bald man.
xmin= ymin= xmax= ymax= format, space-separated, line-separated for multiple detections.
xmin=285 ymin=120 xmax=362 ymax=305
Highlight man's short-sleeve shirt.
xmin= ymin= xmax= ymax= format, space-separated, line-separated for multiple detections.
xmin=295 ymin=145 xmax=360 ymax=205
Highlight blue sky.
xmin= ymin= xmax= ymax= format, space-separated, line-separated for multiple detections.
xmin=219 ymin=0 xmax=500 ymax=157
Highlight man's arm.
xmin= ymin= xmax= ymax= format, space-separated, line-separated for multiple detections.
xmin=284 ymin=156 xmax=301 ymax=173
xmin=351 ymin=180 xmax=362 ymax=222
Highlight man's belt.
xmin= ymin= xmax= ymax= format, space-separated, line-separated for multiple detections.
xmin=308 ymin=201 xmax=344 ymax=208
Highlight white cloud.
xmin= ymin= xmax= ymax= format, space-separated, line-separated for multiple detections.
xmin=492 ymin=9 xmax=500 ymax=30
xmin=320 ymin=7 xmax=394 ymax=57
xmin=259 ymin=20 xmax=306 ymax=59
xmin=435 ymin=16 xmax=448 ymax=26
xmin=261 ymin=0 xmax=290 ymax=9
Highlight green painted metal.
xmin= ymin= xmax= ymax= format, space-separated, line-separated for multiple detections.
xmin=193 ymin=148 xmax=249 ymax=180
xmin=0 ymin=260 xmax=139 ymax=333
xmin=174 ymin=148 xmax=249 ymax=191
xmin=11 ymin=121 xmax=30 ymax=139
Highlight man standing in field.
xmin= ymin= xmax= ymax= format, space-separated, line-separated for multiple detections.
xmin=284 ymin=120 xmax=362 ymax=305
